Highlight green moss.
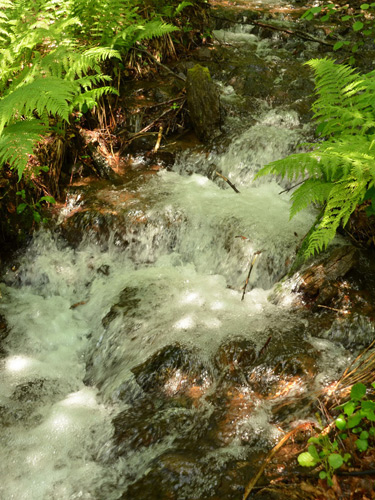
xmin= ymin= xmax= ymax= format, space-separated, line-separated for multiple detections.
xmin=187 ymin=64 xmax=211 ymax=81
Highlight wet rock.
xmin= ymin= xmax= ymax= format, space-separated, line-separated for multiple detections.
xmin=102 ymin=286 xmax=141 ymax=328
xmin=97 ymin=264 xmax=110 ymax=276
xmin=186 ymin=64 xmax=222 ymax=142
xmin=214 ymin=337 xmax=257 ymax=383
xmin=0 ymin=314 xmax=9 ymax=356
xmin=296 ymin=245 xmax=359 ymax=307
xmin=112 ymin=398 xmax=206 ymax=454
xmin=319 ymin=315 xmax=375 ymax=351
xmin=123 ymin=452 xmax=204 ymax=500
xmin=128 ymin=133 xmax=158 ymax=154
xmin=132 ymin=343 xmax=211 ymax=397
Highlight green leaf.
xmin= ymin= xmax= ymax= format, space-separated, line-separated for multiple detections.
xmin=356 ymin=438 xmax=368 ymax=452
xmin=329 ymin=454 xmax=344 ymax=469
xmin=308 ymin=445 xmax=320 ymax=461
xmin=33 ymin=211 xmax=41 ymax=223
xmin=344 ymin=401 xmax=356 ymax=416
xmin=335 ymin=415 xmax=346 ymax=431
xmin=348 ymin=413 xmax=362 ymax=429
xmin=302 ymin=12 xmax=314 ymax=21
xmin=343 ymin=453 xmax=351 ymax=463
xmin=39 ymin=196 xmax=56 ymax=204
xmin=353 ymin=21 xmax=364 ymax=31
xmin=298 ymin=451 xmax=318 ymax=467
xmin=363 ymin=409 xmax=375 ymax=421
xmin=334 ymin=41 xmax=345 ymax=51
xmin=361 ymin=3 xmax=370 ymax=9
xmin=16 ymin=203 xmax=27 ymax=214
xmin=360 ymin=430 xmax=369 ymax=440
xmin=308 ymin=437 xmax=322 ymax=445
xmin=319 ymin=470 xmax=327 ymax=480
xmin=351 ymin=383 xmax=366 ymax=401
xmin=341 ymin=15 xmax=351 ymax=21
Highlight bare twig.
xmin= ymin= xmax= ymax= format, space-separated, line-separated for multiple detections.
xmin=215 ymin=171 xmax=240 ymax=193
xmin=152 ymin=126 xmax=163 ymax=154
xmin=317 ymin=304 xmax=350 ymax=314
xmin=279 ymin=179 xmax=305 ymax=195
xmin=241 ymin=251 xmax=262 ymax=301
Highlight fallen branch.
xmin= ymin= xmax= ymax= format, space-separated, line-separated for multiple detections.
xmin=250 ymin=21 xmax=334 ymax=46
xmin=241 ymin=251 xmax=262 ymax=301
xmin=215 ymin=171 xmax=240 ymax=193
xmin=210 ymin=15 xmax=334 ymax=47
xmin=133 ymin=46 xmax=186 ymax=82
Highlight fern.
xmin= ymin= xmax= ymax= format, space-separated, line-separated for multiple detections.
xmin=0 ymin=120 xmax=48 ymax=179
xmin=0 ymin=0 xmax=188 ymax=182
xmin=257 ymin=58 xmax=375 ymax=258
xmin=0 ymin=77 xmax=79 ymax=133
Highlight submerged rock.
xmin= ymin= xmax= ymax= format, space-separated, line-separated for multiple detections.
xmin=186 ymin=64 xmax=222 ymax=142
xmin=132 ymin=343 xmax=211 ymax=397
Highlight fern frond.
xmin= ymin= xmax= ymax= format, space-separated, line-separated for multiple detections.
xmin=0 ymin=120 xmax=48 ymax=179
xmin=175 ymin=2 xmax=193 ymax=15
xmin=72 ymin=86 xmax=118 ymax=111
xmin=135 ymin=20 xmax=178 ymax=42
xmin=256 ymin=148 xmax=322 ymax=181
xmin=290 ymin=178 xmax=333 ymax=219
xmin=0 ymin=77 xmax=78 ymax=132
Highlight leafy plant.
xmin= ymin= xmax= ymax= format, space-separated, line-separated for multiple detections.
xmin=298 ymin=382 xmax=375 ymax=486
xmin=256 ymin=57 xmax=375 ymax=258
xmin=0 ymin=0 xmax=188 ymax=182
xmin=16 ymin=189 xmax=56 ymax=224
xmin=301 ymin=2 xmax=375 ymax=64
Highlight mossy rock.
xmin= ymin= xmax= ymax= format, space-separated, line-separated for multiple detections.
xmin=186 ymin=64 xmax=222 ymax=143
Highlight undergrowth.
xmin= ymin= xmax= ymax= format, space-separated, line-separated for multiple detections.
xmin=0 ymin=0 xmax=202 ymax=233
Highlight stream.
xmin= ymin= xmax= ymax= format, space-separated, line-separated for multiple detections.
xmin=0 ymin=2 xmax=374 ymax=499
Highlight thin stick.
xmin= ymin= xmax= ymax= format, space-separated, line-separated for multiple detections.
xmin=215 ymin=171 xmax=240 ymax=193
xmin=279 ymin=179 xmax=305 ymax=195
xmin=317 ymin=305 xmax=350 ymax=314
xmin=243 ymin=426 xmax=306 ymax=500
xmin=241 ymin=251 xmax=262 ymax=301
xmin=152 ymin=126 xmax=163 ymax=153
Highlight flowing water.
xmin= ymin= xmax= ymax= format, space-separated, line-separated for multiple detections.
xmin=0 ymin=7 xmax=372 ymax=500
